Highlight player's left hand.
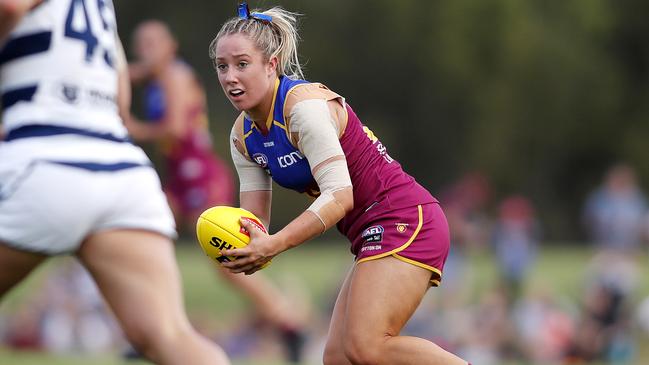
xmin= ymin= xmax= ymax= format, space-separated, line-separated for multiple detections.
xmin=221 ymin=218 xmax=278 ymax=275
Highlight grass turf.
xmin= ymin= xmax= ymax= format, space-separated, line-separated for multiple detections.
xmin=1 ymin=239 xmax=648 ymax=364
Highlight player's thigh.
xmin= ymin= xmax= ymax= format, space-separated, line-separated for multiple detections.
xmin=0 ymin=243 xmax=46 ymax=298
xmin=323 ymin=266 xmax=354 ymax=365
xmin=76 ymin=229 xmax=190 ymax=339
xmin=344 ymin=256 xmax=432 ymax=343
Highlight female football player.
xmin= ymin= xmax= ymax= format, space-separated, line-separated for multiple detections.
xmin=0 ymin=1 xmax=229 ymax=364
xmin=126 ymin=20 xmax=306 ymax=362
xmin=210 ymin=3 xmax=470 ymax=365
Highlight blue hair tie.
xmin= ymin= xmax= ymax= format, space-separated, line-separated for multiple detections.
xmin=238 ymin=2 xmax=272 ymax=22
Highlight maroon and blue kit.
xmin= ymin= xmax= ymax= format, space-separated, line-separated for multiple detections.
xmin=242 ymin=76 xmax=449 ymax=285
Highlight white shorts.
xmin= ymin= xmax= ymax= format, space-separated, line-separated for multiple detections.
xmin=0 ymin=159 xmax=177 ymax=255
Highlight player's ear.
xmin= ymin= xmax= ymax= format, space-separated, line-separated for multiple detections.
xmin=267 ymin=56 xmax=278 ymax=77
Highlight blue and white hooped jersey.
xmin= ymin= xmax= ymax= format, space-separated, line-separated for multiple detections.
xmin=0 ymin=0 xmax=127 ymax=140
xmin=242 ymin=76 xmax=320 ymax=196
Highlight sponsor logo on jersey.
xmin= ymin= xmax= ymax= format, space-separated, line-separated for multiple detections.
xmin=278 ymin=151 xmax=305 ymax=168
xmin=87 ymin=89 xmax=116 ymax=106
xmin=56 ymin=83 xmax=116 ymax=108
xmin=61 ymin=84 xmax=79 ymax=104
xmin=361 ymin=225 xmax=384 ymax=243
xmin=263 ymin=141 xmax=275 ymax=147
xmin=252 ymin=153 xmax=269 ymax=168
xmin=362 ymin=126 xmax=394 ymax=163
xmin=396 ymin=223 xmax=409 ymax=233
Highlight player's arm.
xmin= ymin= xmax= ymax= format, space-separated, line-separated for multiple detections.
xmin=157 ymin=65 xmax=192 ymax=139
xmin=0 ymin=0 xmax=42 ymax=44
xmin=230 ymin=120 xmax=273 ymax=227
xmin=128 ymin=62 xmax=151 ymax=85
xmin=272 ymin=97 xmax=353 ymax=244
xmin=223 ymin=96 xmax=353 ymax=274
xmin=114 ymin=31 xmax=158 ymax=143
xmin=240 ymin=191 xmax=271 ymax=229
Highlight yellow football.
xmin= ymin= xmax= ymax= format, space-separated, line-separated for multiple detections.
xmin=196 ymin=206 xmax=270 ymax=267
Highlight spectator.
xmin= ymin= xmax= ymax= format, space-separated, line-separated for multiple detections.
xmin=492 ymin=195 xmax=541 ymax=299
xmin=583 ymin=163 xmax=648 ymax=252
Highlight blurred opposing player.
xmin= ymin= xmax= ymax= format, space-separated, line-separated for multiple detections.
xmin=210 ymin=3 xmax=470 ymax=365
xmin=126 ymin=20 xmax=307 ymax=362
xmin=0 ymin=1 xmax=230 ymax=364
xmin=126 ymin=20 xmax=235 ymax=233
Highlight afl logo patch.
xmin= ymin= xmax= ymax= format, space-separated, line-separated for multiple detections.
xmin=396 ymin=223 xmax=409 ymax=233
xmin=252 ymin=153 xmax=269 ymax=168
xmin=361 ymin=225 xmax=384 ymax=243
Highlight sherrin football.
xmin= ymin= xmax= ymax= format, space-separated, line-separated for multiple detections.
xmin=196 ymin=206 xmax=270 ymax=268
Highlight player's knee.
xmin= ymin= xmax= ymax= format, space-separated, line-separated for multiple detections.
xmin=122 ymin=317 xmax=193 ymax=360
xmin=343 ymin=334 xmax=385 ymax=365
xmin=323 ymin=341 xmax=346 ymax=365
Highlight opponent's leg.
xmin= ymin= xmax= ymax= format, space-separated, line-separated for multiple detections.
xmin=343 ymin=256 xmax=467 ymax=365
xmin=0 ymin=243 xmax=46 ymax=299
xmin=77 ymin=229 xmax=230 ymax=365
xmin=322 ymin=266 xmax=354 ymax=365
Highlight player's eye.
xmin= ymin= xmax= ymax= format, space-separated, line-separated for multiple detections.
xmin=216 ymin=63 xmax=227 ymax=72
xmin=238 ymin=61 xmax=248 ymax=69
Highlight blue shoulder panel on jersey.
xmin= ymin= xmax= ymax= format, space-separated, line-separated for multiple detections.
xmin=242 ymin=76 xmax=317 ymax=193
xmin=0 ymin=31 xmax=52 ymax=66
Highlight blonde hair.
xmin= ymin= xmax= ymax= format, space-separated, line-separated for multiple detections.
xmin=209 ymin=7 xmax=304 ymax=80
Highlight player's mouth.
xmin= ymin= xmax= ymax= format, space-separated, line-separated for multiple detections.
xmin=229 ymin=89 xmax=245 ymax=99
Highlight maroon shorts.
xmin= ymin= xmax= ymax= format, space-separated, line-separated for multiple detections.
xmin=351 ymin=203 xmax=450 ymax=286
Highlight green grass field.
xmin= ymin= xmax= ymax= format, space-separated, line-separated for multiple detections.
xmin=1 ymin=240 xmax=648 ymax=364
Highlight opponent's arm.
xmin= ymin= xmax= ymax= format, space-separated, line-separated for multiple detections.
xmin=0 ymin=0 xmax=42 ymax=44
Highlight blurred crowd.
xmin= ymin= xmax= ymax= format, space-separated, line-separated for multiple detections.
xmin=2 ymin=163 xmax=649 ymax=364
xmin=401 ymin=163 xmax=649 ymax=365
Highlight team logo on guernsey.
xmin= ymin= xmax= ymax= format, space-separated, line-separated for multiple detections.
xmin=396 ymin=223 xmax=409 ymax=233
xmin=60 ymin=84 xmax=80 ymax=104
xmin=361 ymin=225 xmax=384 ymax=243
xmin=252 ymin=153 xmax=269 ymax=168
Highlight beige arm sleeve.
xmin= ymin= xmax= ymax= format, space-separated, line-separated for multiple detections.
xmin=289 ymin=99 xmax=353 ymax=231
xmin=230 ymin=126 xmax=272 ymax=192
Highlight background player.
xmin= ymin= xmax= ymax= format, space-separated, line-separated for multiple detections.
xmin=0 ymin=1 xmax=230 ymax=364
xmin=210 ymin=3 xmax=470 ymax=365
xmin=126 ymin=20 xmax=235 ymax=233
xmin=125 ymin=19 xmax=307 ymax=363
